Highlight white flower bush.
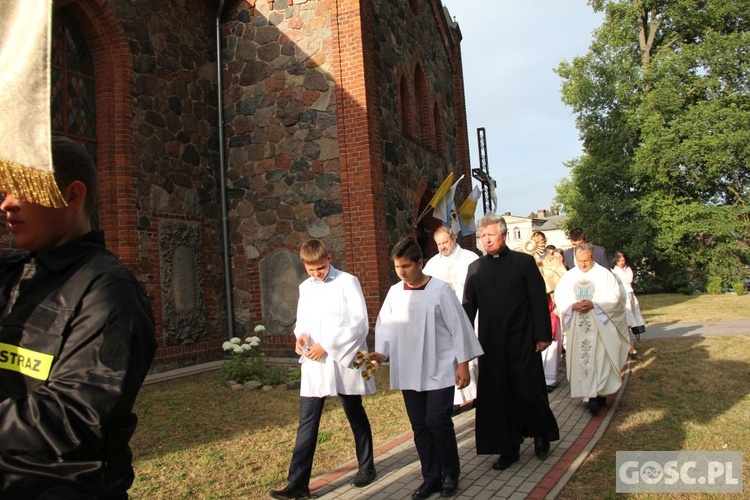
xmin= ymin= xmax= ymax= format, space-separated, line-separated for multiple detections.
xmin=220 ymin=325 xmax=294 ymax=387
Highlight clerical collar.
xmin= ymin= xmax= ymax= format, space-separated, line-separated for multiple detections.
xmin=489 ymin=245 xmax=510 ymax=259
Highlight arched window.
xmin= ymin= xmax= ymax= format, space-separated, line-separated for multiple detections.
xmin=400 ymin=75 xmax=414 ymax=136
xmin=433 ymin=101 xmax=444 ymax=155
xmin=51 ymin=7 xmax=97 ymax=160
xmin=513 ymin=226 xmax=521 ymax=240
xmin=414 ymin=65 xmax=430 ymax=144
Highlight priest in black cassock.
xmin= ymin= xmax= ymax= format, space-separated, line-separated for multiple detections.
xmin=463 ymin=213 xmax=560 ymax=471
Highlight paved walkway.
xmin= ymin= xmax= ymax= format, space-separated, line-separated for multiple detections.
xmin=302 ymin=320 xmax=750 ymax=499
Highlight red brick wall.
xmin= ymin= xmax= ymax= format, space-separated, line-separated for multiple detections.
xmin=332 ymin=0 xmax=392 ymax=327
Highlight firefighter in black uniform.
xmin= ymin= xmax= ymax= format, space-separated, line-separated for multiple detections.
xmin=0 ymin=137 xmax=157 ymax=498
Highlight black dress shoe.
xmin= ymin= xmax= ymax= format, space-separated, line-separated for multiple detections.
xmin=352 ymin=468 xmax=377 ymax=488
xmin=491 ymin=453 xmax=519 ymax=470
xmin=411 ymin=480 xmax=442 ymax=499
xmin=588 ymin=398 xmax=601 ymax=415
xmin=534 ymin=436 xmax=550 ymax=459
xmin=440 ymin=475 xmax=459 ymax=497
xmin=546 ymin=385 xmax=555 ymax=393
xmin=269 ymin=483 xmax=311 ymax=499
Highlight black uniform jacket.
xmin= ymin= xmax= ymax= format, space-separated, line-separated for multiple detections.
xmin=0 ymin=231 xmax=156 ymax=499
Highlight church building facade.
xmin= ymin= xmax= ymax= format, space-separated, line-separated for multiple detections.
xmin=0 ymin=0 xmax=473 ymax=370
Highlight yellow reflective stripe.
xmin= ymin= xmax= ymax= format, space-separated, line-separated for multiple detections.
xmin=0 ymin=342 xmax=54 ymax=381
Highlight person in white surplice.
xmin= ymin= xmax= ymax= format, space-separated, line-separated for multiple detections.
xmin=528 ymin=231 xmax=566 ymax=392
xmin=422 ymin=226 xmax=479 ymax=408
xmin=371 ymin=237 xmax=483 ymax=499
xmin=555 ymin=243 xmax=631 ymax=415
xmin=270 ymin=239 xmax=376 ymax=500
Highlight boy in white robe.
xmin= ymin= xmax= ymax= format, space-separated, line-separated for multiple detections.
xmin=371 ymin=237 xmax=483 ymax=499
xmin=270 ymin=239 xmax=376 ymax=500
xmin=555 ymin=243 xmax=631 ymax=415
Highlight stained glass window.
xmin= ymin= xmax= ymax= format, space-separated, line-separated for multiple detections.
xmin=51 ymin=7 xmax=97 ymax=161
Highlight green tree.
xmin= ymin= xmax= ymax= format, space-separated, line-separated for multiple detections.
xmin=556 ymin=0 xmax=750 ymax=291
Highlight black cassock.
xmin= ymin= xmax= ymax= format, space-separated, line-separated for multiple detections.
xmin=463 ymin=246 xmax=560 ymax=455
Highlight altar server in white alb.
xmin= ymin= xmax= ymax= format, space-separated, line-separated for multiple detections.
xmin=555 ymin=243 xmax=631 ymax=415
xmin=423 ymin=226 xmax=479 ymax=407
xmin=371 ymin=237 xmax=483 ymax=499
xmin=270 ymin=239 xmax=376 ymax=500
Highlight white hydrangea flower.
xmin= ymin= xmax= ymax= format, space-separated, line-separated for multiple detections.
xmin=254 ymin=324 xmax=266 ymax=333
xmin=221 ymin=341 xmax=233 ymax=351
xmin=232 ymin=345 xmax=244 ymax=354
xmin=241 ymin=343 xmax=253 ymax=351
xmin=247 ymin=336 xmax=261 ymax=346
xmin=230 ymin=337 xmax=241 ymax=344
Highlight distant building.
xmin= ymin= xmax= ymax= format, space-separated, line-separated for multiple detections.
xmin=476 ymin=209 xmax=569 ymax=254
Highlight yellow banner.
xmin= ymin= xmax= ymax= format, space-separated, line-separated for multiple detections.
xmin=0 ymin=342 xmax=54 ymax=381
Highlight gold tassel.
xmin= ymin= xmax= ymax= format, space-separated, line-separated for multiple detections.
xmin=0 ymin=158 xmax=66 ymax=208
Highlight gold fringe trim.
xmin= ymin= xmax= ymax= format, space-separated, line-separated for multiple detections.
xmin=0 ymin=157 xmax=67 ymax=208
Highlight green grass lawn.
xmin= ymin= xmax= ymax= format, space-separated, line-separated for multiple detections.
xmin=130 ymin=292 xmax=750 ymax=499
xmin=131 ymin=369 xmax=410 ymax=498
xmin=558 ymin=334 xmax=750 ymax=499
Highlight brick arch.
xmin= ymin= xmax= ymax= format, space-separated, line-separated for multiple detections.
xmin=54 ymin=0 xmax=137 ymax=269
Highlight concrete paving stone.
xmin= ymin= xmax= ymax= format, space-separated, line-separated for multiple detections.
xmin=470 ymin=488 xmax=496 ymax=500
xmin=496 ymin=485 xmax=519 ymax=497
xmin=509 ymin=489 xmax=532 ymax=499
xmin=504 ymin=475 xmax=525 ymax=488
xmin=509 ymin=466 xmax=531 ymax=478
xmin=516 ymin=480 xmax=537 ymax=494
xmin=460 ymin=484 xmax=486 ymax=497
xmin=527 ymin=471 xmax=546 ymax=483
xmin=462 ymin=468 xmax=485 ymax=481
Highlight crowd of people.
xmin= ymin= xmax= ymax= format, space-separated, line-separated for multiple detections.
xmin=271 ymin=218 xmax=648 ymax=499
xmin=0 ymin=139 xmax=643 ymax=499
xmin=270 ymin=216 xmax=648 ymax=499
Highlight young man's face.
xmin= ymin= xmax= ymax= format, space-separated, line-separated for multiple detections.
xmin=393 ymin=256 xmax=424 ymax=287
xmin=0 ymin=192 xmax=70 ymax=253
xmin=303 ymin=254 xmax=331 ymax=282
xmin=434 ymin=231 xmax=456 ymax=256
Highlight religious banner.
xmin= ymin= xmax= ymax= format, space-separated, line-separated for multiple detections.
xmin=415 ymin=172 xmax=453 ymax=226
xmin=457 ymin=184 xmax=481 ymax=235
xmin=0 ymin=0 xmax=65 ymax=207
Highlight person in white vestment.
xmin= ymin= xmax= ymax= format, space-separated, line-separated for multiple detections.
xmin=371 ymin=237 xmax=483 ymax=499
xmin=555 ymin=243 xmax=631 ymax=415
xmin=270 ymin=239 xmax=376 ymax=500
xmin=423 ymin=226 xmax=479 ymax=408
xmin=529 ymin=231 xmax=565 ymax=392
xmin=611 ymin=250 xmax=646 ymax=358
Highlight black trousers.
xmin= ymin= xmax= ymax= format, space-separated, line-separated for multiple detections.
xmin=287 ymin=394 xmax=374 ymax=487
xmin=402 ymin=386 xmax=459 ymax=483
